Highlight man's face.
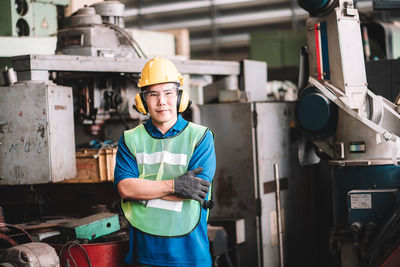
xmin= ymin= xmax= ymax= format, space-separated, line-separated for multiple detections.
xmin=144 ymin=82 xmax=178 ymax=126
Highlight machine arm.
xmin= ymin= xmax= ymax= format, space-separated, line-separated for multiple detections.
xmin=296 ymin=0 xmax=400 ymax=166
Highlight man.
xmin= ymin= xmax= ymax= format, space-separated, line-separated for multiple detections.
xmin=114 ymin=57 xmax=216 ymax=267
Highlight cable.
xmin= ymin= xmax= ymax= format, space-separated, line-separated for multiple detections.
xmin=92 ymin=140 xmax=117 ymax=159
xmin=361 ymin=209 xmax=400 ymax=267
xmin=2 ymin=223 xmax=33 ymax=242
xmin=59 ymin=241 xmax=92 ymax=267
xmin=68 ymin=244 xmax=77 ymax=267
xmin=102 ymin=21 xmax=147 ymax=59
xmin=60 ymin=22 xmax=147 ymax=59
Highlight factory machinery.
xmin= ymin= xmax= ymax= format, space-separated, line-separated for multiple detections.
xmin=1 ymin=0 xmax=400 ymax=266
xmin=0 ymin=1 xmax=281 ymax=266
xmin=296 ymin=0 xmax=400 ymax=266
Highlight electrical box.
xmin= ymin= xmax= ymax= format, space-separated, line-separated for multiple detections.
xmin=0 ymin=82 xmax=76 ymax=185
xmin=0 ymin=0 xmax=69 ymax=37
xmin=347 ymin=189 xmax=399 ymax=225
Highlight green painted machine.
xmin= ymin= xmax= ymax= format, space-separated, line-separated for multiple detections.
xmin=60 ymin=213 xmax=121 ymax=241
xmin=0 ymin=0 xmax=69 ymax=37
xmin=0 ymin=0 xmax=68 ymax=85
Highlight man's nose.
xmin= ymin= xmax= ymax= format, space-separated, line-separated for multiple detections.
xmin=157 ymin=93 xmax=167 ymax=104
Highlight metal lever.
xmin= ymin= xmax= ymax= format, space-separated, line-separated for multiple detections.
xmin=274 ymin=163 xmax=284 ymax=267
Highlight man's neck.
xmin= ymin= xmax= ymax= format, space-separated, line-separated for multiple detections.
xmin=152 ymin=116 xmax=178 ymax=135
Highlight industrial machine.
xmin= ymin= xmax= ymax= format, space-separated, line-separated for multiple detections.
xmin=0 ymin=0 xmax=69 ymax=37
xmin=296 ymin=0 xmax=400 ymax=266
xmin=55 ymin=1 xmax=147 ymax=131
xmin=0 ymin=0 xmax=68 ymax=85
xmin=0 ymin=242 xmax=60 ymax=267
xmin=0 ymin=2 xmax=309 ymax=266
xmin=0 ymin=2 xmax=150 ymax=185
xmin=57 ymin=2 xmax=141 ymax=58
xmin=1 ymin=2 xmax=283 ymax=266
xmin=8 ymin=0 xmax=395 ymax=266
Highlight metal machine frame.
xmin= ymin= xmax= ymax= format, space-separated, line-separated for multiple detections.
xmin=297 ymin=0 xmax=400 ymax=265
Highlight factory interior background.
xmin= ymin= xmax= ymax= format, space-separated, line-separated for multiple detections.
xmin=1 ymin=0 xmax=400 ymax=266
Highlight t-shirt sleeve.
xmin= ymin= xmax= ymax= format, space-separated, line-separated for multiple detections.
xmin=188 ymin=129 xmax=216 ymax=183
xmin=114 ymin=135 xmax=139 ymax=188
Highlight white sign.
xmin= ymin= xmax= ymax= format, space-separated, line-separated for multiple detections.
xmin=350 ymin=194 xmax=372 ymax=209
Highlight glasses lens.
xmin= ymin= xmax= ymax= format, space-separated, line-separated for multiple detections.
xmin=145 ymin=88 xmax=177 ymax=102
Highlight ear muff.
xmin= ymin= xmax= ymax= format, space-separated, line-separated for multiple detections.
xmin=177 ymin=90 xmax=192 ymax=113
xmin=133 ymin=92 xmax=148 ymax=115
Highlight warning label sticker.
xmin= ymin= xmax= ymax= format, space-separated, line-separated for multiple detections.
xmin=350 ymin=194 xmax=372 ymax=209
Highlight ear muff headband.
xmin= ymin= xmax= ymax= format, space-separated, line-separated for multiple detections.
xmin=133 ymin=89 xmax=191 ymax=114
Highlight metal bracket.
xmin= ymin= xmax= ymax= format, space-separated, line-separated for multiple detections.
xmin=343 ymin=2 xmax=357 ymax=16
xmin=334 ymin=142 xmax=345 ymax=159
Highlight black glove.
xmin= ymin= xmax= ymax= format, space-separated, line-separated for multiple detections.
xmin=174 ymin=167 xmax=210 ymax=203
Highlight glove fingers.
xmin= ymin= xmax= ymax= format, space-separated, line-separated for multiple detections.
xmin=194 ymin=193 xmax=207 ymax=202
xmin=196 ymin=182 xmax=209 ymax=193
xmin=199 ymin=179 xmax=210 ymax=187
xmin=200 ymin=192 xmax=207 ymax=199
xmin=200 ymin=186 xmax=209 ymax=194
xmin=193 ymin=195 xmax=203 ymax=203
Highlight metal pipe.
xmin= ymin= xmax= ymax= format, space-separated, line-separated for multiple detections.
xmin=0 ymin=232 xmax=17 ymax=246
xmin=273 ymin=163 xmax=284 ymax=267
xmin=190 ymin=104 xmax=201 ymax=125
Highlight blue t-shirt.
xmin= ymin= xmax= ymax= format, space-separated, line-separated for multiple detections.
xmin=114 ymin=115 xmax=216 ymax=267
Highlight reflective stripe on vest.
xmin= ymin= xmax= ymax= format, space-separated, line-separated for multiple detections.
xmin=121 ymin=122 xmax=209 ymax=237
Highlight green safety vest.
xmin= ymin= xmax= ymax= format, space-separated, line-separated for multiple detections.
xmin=121 ymin=122 xmax=211 ymax=237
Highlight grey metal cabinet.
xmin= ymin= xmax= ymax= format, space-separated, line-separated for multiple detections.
xmin=200 ymin=102 xmax=298 ymax=267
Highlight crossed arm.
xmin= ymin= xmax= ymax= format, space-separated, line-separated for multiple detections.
xmin=116 ymin=167 xmax=208 ymax=202
xmin=117 ymin=178 xmax=175 ymax=200
xmin=114 ymin=130 xmax=215 ymax=203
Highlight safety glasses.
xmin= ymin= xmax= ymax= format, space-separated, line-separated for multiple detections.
xmin=144 ymin=88 xmax=178 ymax=102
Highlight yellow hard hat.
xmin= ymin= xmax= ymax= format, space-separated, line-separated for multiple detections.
xmin=138 ymin=57 xmax=184 ymax=88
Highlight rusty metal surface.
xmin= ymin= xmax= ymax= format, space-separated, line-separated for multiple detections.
xmin=0 ymin=82 xmax=76 ymax=184
xmin=0 ymin=232 xmax=17 ymax=246
xmin=200 ymin=103 xmax=257 ymax=218
xmin=0 ymin=223 xmax=33 ymax=248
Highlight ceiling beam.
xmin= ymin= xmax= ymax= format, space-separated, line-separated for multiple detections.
xmin=124 ymin=0 xmax=290 ymax=17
